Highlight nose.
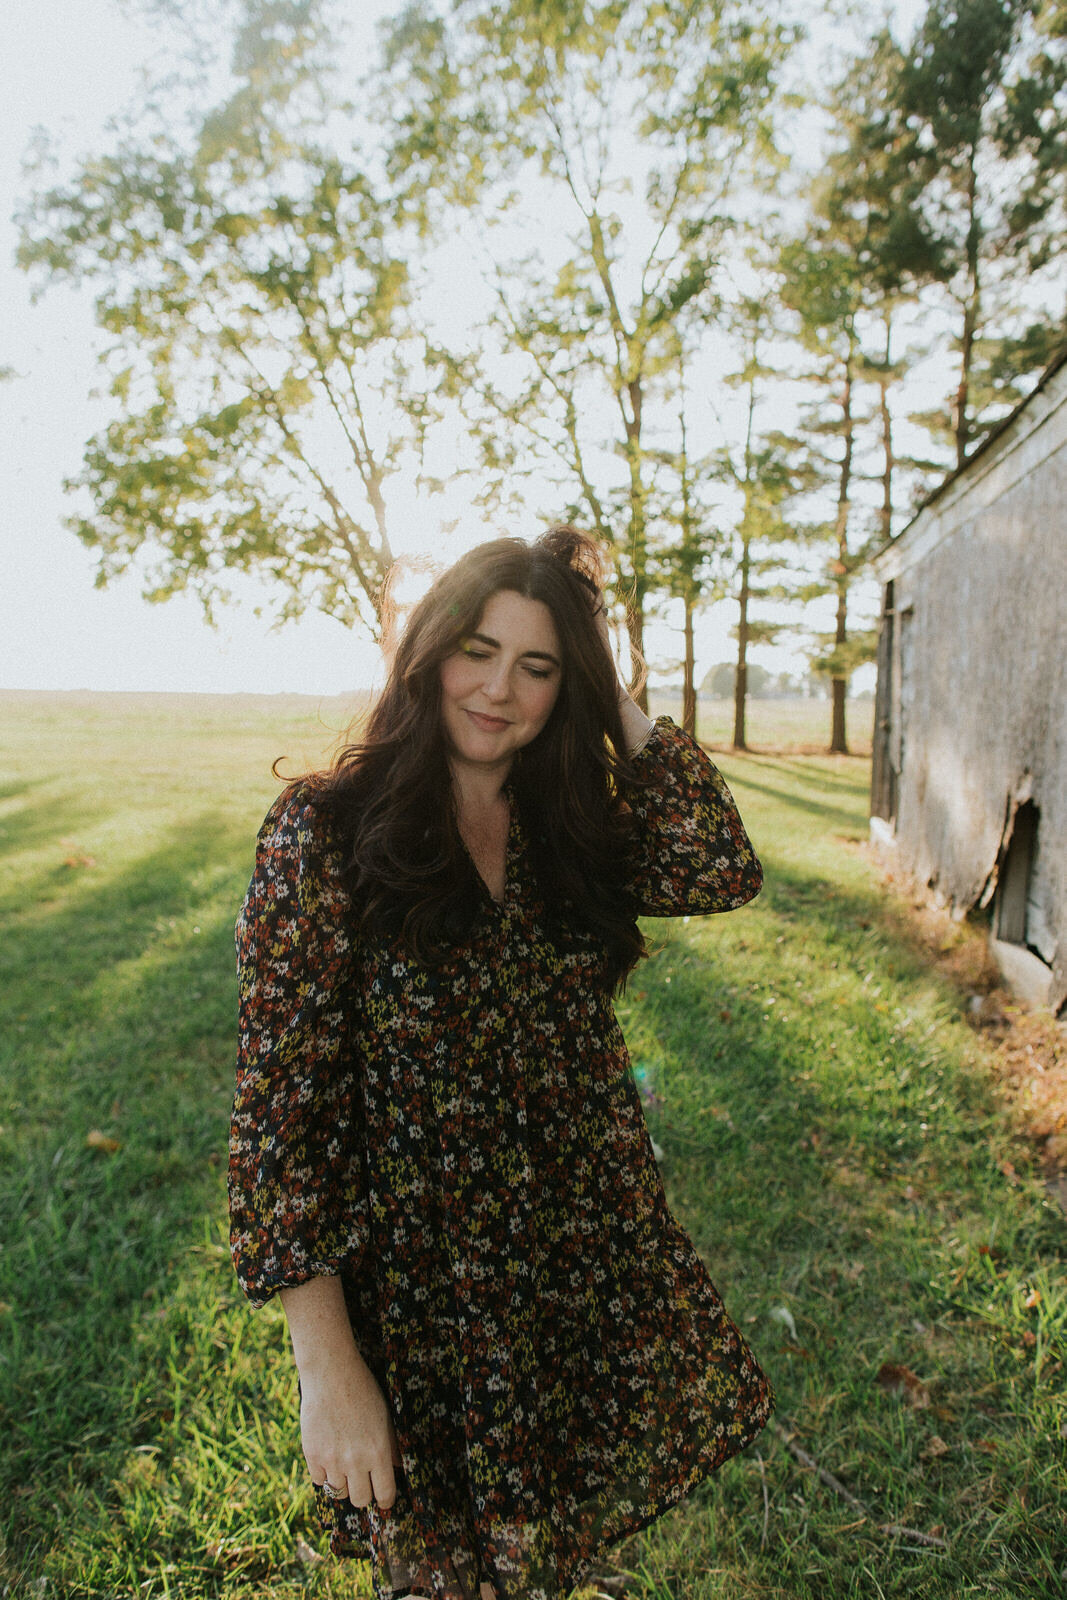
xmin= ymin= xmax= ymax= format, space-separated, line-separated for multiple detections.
xmin=482 ymin=662 xmax=511 ymax=702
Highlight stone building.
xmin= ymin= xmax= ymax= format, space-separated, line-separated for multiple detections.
xmin=870 ymin=347 xmax=1067 ymax=1013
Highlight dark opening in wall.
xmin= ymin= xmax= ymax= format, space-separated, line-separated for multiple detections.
xmin=996 ymin=801 xmax=1040 ymax=948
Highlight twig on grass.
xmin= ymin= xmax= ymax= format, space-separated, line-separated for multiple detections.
xmin=877 ymin=1523 xmax=951 ymax=1550
xmin=772 ymin=1423 xmax=867 ymax=1514
xmin=771 ymin=1421 xmax=950 ymax=1552
xmin=754 ymin=1450 xmax=770 ymax=1549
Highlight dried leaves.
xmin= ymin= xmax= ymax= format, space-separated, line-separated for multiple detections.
xmin=875 ymin=1363 xmax=931 ymax=1409
xmin=59 ymin=838 xmax=96 ymax=869
xmin=86 ymin=1128 xmax=121 ymax=1154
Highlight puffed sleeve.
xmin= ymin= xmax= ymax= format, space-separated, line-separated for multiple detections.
xmin=621 ymin=717 xmax=763 ymax=916
xmin=228 ymin=785 xmax=370 ymax=1308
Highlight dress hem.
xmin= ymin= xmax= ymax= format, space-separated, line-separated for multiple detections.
xmin=341 ymin=1392 xmax=775 ymax=1600
xmin=568 ymin=1402 xmax=775 ymax=1596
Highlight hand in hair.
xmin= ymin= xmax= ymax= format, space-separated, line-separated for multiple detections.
xmin=590 ymin=588 xmax=655 ymax=754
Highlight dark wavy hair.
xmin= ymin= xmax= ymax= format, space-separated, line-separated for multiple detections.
xmin=301 ymin=525 xmax=648 ymax=990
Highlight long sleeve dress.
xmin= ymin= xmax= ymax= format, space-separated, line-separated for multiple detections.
xmin=228 ymin=717 xmax=774 ymax=1600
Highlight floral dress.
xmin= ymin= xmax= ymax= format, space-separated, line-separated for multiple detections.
xmin=229 ymin=717 xmax=774 ymax=1600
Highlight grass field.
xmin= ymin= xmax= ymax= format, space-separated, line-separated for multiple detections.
xmin=646 ymin=693 xmax=874 ymax=756
xmin=1 ymin=689 xmax=1063 ymax=1599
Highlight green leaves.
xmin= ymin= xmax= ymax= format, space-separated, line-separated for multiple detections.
xmin=371 ymin=0 xmax=798 ymax=700
xmin=17 ymin=2 xmax=438 ymax=632
xmin=894 ymin=0 xmax=1066 ymax=460
xmin=14 ymin=0 xmax=1062 ymax=677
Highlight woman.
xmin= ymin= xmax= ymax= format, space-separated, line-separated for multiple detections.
xmin=229 ymin=526 xmax=773 ymax=1600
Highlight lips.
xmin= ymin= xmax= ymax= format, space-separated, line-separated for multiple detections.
xmin=465 ymin=709 xmax=511 ymax=731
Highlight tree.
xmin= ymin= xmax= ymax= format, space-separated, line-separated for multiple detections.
xmin=377 ymin=0 xmax=796 ymax=704
xmin=815 ymin=25 xmax=951 ymax=539
xmin=17 ymin=0 xmax=438 ymax=637
xmin=646 ymin=341 xmax=734 ymax=737
xmin=711 ymin=290 xmax=807 ymax=751
xmin=778 ymin=235 xmax=877 ymax=755
xmin=899 ymin=0 xmax=1067 ymax=465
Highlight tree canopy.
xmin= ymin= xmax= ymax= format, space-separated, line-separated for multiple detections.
xmin=16 ymin=0 xmax=1067 ymax=745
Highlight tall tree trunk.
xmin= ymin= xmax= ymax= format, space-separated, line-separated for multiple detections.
xmin=830 ymin=588 xmax=849 ymax=755
xmin=733 ymin=532 xmax=750 ymax=751
xmin=733 ymin=377 xmax=760 ymax=753
xmin=829 ymin=352 xmax=855 ymax=755
xmin=878 ymin=309 xmax=894 ymax=546
xmin=591 ymin=210 xmax=651 ymax=714
xmin=677 ymin=395 xmax=698 ymax=740
xmin=955 ymin=151 xmax=981 ymax=468
xmin=682 ymin=590 xmax=696 ymax=738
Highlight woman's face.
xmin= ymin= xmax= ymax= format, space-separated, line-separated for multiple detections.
xmin=439 ymin=589 xmax=563 ymax=772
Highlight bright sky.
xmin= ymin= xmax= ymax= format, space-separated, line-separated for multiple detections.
xmin=1 ymin=0 xmax=925 ymax=697
xmin=1 ymin=0 xmax=404 ymax=695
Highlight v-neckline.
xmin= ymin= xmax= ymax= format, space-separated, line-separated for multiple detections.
xmin=461 ymin=787 xmax=516 ymax=908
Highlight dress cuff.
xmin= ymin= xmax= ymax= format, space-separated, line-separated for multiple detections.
xmin=628 ymin=716 xmax=658 ymax=756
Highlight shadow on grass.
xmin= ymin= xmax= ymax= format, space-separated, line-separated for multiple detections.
xmin=3 ymin=804 xmax=1064 ymax=1596
xmin=0 ymin=810 xmax=246 ymax=1023
xmin=619 ymin=849 xmax=1066 ymax=1595
xmin=735 ymin=752 xmax=871 ymax=792
xmin=0 ymin=789 xmax=106 ymax=877
xmin=0 ymin=816 xmax=256 ymax=1553
xmin=0 ymin=777 xmax=51 ymax=807
xmin=631 ymin=838 xmax=1062 ymax=1310
xmin=720 ymin=771 xmax=870 ymax=833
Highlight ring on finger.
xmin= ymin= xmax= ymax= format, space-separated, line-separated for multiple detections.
xmin=321 ymin=1480 xmax=347 ymax=1500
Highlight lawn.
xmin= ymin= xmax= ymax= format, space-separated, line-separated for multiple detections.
xmin=0 ymin=690 xmax=1062 ymax=1599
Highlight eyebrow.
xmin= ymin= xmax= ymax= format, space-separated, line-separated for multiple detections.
xmin=467 ymin=630 xmax=561 ymax=666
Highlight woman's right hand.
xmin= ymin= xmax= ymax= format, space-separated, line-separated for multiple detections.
xmin=279 ymin=1274 xmax=402 ymax=1510
xmin=301 ymin=1347 xmax=403 ymax=1509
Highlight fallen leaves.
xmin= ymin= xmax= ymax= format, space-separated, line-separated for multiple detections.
xmin=59 ymin=839 xmax=97 ymax=869
xmin=768 ymin=1305 xmax=798 ymax=1341
xmin=86 ymin=1129 xmax=121 ymax=1154
xmin=878 ymin=869 xmax=1067 ymax=1186
xmin=875 ymin=1363 xmax=931 ymax=1409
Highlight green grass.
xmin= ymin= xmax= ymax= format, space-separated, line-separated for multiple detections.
xmin=1 ymin=690 xmax=1062 ymax=1599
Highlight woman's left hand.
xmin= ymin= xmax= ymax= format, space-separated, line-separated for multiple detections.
xmin=593 ymin=591 xmax=655 ymax=752
xmin=592 ymin=593 xmax=620 ymax=688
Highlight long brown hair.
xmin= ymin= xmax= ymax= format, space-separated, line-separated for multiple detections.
xmin=303 ymin=525 xmax=648 ymax=989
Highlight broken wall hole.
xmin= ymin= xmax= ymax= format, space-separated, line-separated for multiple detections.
xmin=996 ymin=800 xmax=1040 ymax=949
xmin=989 ymin=798 xmax=1057 ymax=1012
xmin=994 ymin=798 xmax=1056 ymax=969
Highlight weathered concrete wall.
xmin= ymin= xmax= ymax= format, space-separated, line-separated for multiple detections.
xmin=875 ymin=358 xmax=1067 ymax=1010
